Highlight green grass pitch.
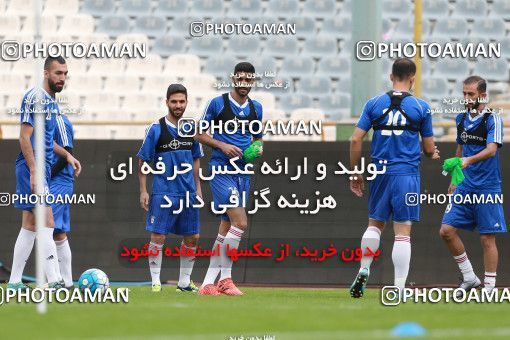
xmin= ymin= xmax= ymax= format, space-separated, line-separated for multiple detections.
xmin=1 ymin=285 xmax=509 ymax=339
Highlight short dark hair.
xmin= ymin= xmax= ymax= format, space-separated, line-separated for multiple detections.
xmin=166 ymin=83 xmax=187 ymax=100
xmin=391 ymin=58 xmax=416 ymax=80
xmin=463 ymin=75 xmax=487 ymax=93
xmin=44 ymin=56 xmax=66 ymax=70
xmin=233 ymin=62 xmax=255 ymax=75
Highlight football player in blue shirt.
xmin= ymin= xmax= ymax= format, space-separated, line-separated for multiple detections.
xmin=440 ymin=76 xmax=505 ymax=294
xmin=8 ymin=56 xmax=81 ymax=291
xmin=50 ymin=112 xmax=75 ymax=288
xmin=196 ymin=62 xmax=263 ymax=296
xmin=138 ymin=84 xmax=204 ymax=293
xmin=349 ymin=58 xmax=440 ymax=298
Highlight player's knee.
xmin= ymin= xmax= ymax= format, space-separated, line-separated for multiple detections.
xmin=231 ymin=219 xmax=248 ymax=230
xmin=151 ymin=232 xmax=165 ymax=244
xmin=439 ymin=225 xmax=456 ymax=240
xmin=480 ymin=234 xmax=496 ymax=249
xmin=53 ymin=232 xmax=66 ymax=241
xmin=183 ymin=234 xmax=199 ymax=247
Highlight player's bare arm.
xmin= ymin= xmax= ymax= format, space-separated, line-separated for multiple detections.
xmin=422 ymin=136 xmax=440 ymax=160
xmin=349 ymin=127 xmax=367 ymax=198
xmin=19 ymin=123 xmax=36 ymax=192
xmin=462 ymin=142 xmax=498 ymax=169
xmin=195 ymin=132 xmax=243 ymax=158
xmin=54 ymin=142 xmax=81 ymax=176
xmin=193 ymin=157 xmax=203 ymax=199
xmin=138 ymin=159 xmax=149 ymax=212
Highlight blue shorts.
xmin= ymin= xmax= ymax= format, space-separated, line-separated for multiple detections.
xmin=50 ymin=182 xmax=73 ymax=234
xmin=442 ymin=187 xmax=507 ymax=234
xmin=146 ymin=194 xmax=200 ymax=236
xmin=368 ymin=174 xmax=420 ymax=223
xmin=14 ymin=162 xmax=50 ymax=211
xmin=210 ymin=173 xmax=251 ymax=221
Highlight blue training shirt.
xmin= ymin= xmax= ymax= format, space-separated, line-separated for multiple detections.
xmin=200 ymin=93 xmax=263 ymax=169
xmin=137 ymin=117 xmax=204 ymax=195
xmin=51 ymin=113 xmax=74 ymax=185
xmin=456 ymin=109 xmax=503 ymax=192
xmin=356 ymin=92 xmax=433 ymax=175
xmin=16 ymin=87 xmax=60 ymax=169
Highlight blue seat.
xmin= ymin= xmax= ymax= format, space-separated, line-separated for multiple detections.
xmin=135 ymin=15 xmax=167 ymax=38
xmin=322 ymin=16 xmax=351 ymax=36
xmin=97 ymin=16 xmax=130 ymax=37
xmin=280 ymin=57 xmax=314 ymax=77
xmin=290 ymin=16 xmax=316 ymax=37
xmin=490 ymin=0 xmax=510 ymax=20
xmin=472 ymin=18 xmax=506 ymax=39
xmin=267 ymin=0 xmax=299 ymax=16
xmin=277 ymin=93 xmax=313 ymax=112
xmin=82 ymin=0 xmax=115 ymax=16
xmin=189 ymin=36 xmax=223 ymax=56
xmin=299 ymin=76 xmax=331 ymax=94
xmin=434 ymin=18 xmax=468 ymax=39
xmin=474 ymin=59 xmax=509 ymax=81
xmin=435 ymin=59 xmax=469 ymax=80
xmin=118 ymin=0 xmax=151 ymax=15
xmin=264 ymin=36 xmax=299 ymax=57
xmin=318 ymin=94 xmax=351 ymax=120
xmin=453 ymin=0 xmax=487 ymax=19
xmin=393 ymin=18 xmax=430 ymax=39
xmin=170 ymin=17 xmax=201 ymax=33
xmin=253 ymin=56 xmax=277 ymax=76
xmin=421 ymin=78 xmax=448 ymax=98
xmin=158 ymin=0 xmax=188 ymax=16
xmin=227 ymin=36 xmax=260 ymax=57
xmin=317 ymin=56 xmax=350 ymax=76
xmin=189 ymin=0 xmax=223 ymax=16
xmin=152 ymin=35 xmax=186 ymax=57
xmin=382 ymin=0 xmax=412 ymax=19
xmin=304 ymin=0 xmax=336 ymax=16
xmin=303 ymin=36 xmax=337 ymax=56
xmin=229 ymin=0 xmax=262 ymax=17
xmin=203 ymin=55 xmax=237 ymax=78
xmin=423 ymin=0 xmax=449 ymax=19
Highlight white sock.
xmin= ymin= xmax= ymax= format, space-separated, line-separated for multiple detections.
xmin=360 ymin=226 xmax=382 ymax=273
xmin=392 ymin=235 xmax=411 ymax=290
xmin=178 ymin=241 xmax=196 ymax=288
xmin=220 ymin=226 xmax=244 ymax=281
xmin=55 ymin=238 xmax=72 ymax=286
xmin=202 ymin=234 xmax=224 ymax=286
xmin=40 ymin=227 xmax=59 ymax=284
xmin=148 ymin=242 xmax=163 ymax=285
xmin=484 ymin=272 xmax=497 ymax=290
xmin=9 ymin=228 xmax=36 ymax=284
xmin=453 ymin=252 xmax=477 ymax=282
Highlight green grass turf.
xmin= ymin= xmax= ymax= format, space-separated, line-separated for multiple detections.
xmin=1 ymin=285 xmax=509 ymax=339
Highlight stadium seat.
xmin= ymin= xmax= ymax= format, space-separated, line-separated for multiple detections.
xmin=158 ymin=0 xmax=188 ymax=16
xmin=169 ymin=16 xmax=201 ymax=33
xmin=316 ymin=56 xmax=350 ymax=76
xmin=453 ymin=0 xmax=487 ymax=19
xmin=190 ymin=0 xmax=224 ymax=16
xmin=203 ymin=55 xmax=237 ymax=78
xmin=115 ymin=34 xmax=150 ymax=48
xmin=21 ymin=15 xmax=57 ymax=34
xmin=299 ymin=76 xmax=331 ymax=95
xmin=252 ymin=56 xmax=277 ymax=76
xmin=125 ymin=54 xmax=163 ymax=76
xmin=164 ymin=54 xmax=201 ymax=76
xmin=59 ymin=14 xmax=95 ymax=36
xmin=421 ymin=78 xmax=448 ymax=98
xmin=97 ymin=16 xmax=130 ymax=37
xmin=104 ymin=75 xmax=141 ymax=94
xmin=434 ymin=18 xmax=468 ymax=39
xmin=0 ymin=73 xmax=27 ymax=91
xmin=277 ymin=93 xmax=313 ymax=112
xmin=423 ymin=0 xmax=449 ymax=19
xmin=265 ymin=36 xmax=299 ymax=57
xmin=65 ymin=74 xmax=102 ymax=92
xmin=57 ymin=91 xmax=81 ymax=112
xmin=0 ymin=15 xmax=21 ymax=37
xmin=290 ymin=16 xmax=316 ymax=37
xmin=41 ymin=34 xmax=74 ymax=45
xmin=152 ymin=35 xmax=187 ymax=57
xmin=227 ymin=36 xmax=260 ymax=57
xmin=267 ymin=0 xmax=299 ymax=17
xmin=393 ymin=18 xmax=430 ymax=39
xmin=290 ymin=108 xmax=325 ymax=121
xmin=118 ymin=0 xmax=152 ymax=16
xmin=134 ymin=15 xmax=167 ymax=38
xmin=122 ymin=93 xmax=160 ymax=111
xmin=5 ymin=0 xmax=35 ymax=16
xmin=189 ymin=36 xmax=224 ymax=56
xmin=434 ymin=59 xmax=469 ymax=80
xmin=474 ymin=59 xmax=509 ymax=81
xmin=83 ymin=92 xmax=120 ymax=111
xmin=322 ymin=16 xmax=351 ymax=36
xmin=43 ymin=0 xmax=79 ymax=15
xmin=229 ymin=0 xmax=263 ymax=17
xmin=490 ymin=0 xmax=510 ymax=20
xmin=0 ymin=0 xmax=5 ymax=13
xmin=317 ymin=93 xmax=351 ymax=119
xmin=337 ymin=77 xmax=351 ymax=93
xmin=11 ymin=59 xmax=37 ymax=76
xmin=382 ymin=0 xmax=412 ymax=19
xmin=303 ymin=0 xmax=336 ymax=16
xmin=193 ymin=91 xmax=221 ymax=111
xmin=472 ymin=19 xmax=506 ymax=40
xmin=88 ymin=57 xmax=125 ymax=75
xmin=64 ymin=58 xmax=88 ymax=75
xmin=142 ymin=75 xmax=180 ymax=94
xmin=280 ymin=57 xmax=314 ymax=77
xmin=500 ymin=38 xmax=510 ymax=58
xmin=263 ymin=108 xmax=287 ymax=121
xmin=250 ymin=91 xmax=276 ymax=110
xmin=182 ymin=74 xmax=218 ymax=93
xmin=303 ymin=36 xmax=337 ymax=57
xmin=82 ymin=0 xmax=116 ymax=17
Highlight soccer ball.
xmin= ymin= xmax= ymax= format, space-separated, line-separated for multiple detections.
xmin=78 ymin=268 xmax=110 ymax=293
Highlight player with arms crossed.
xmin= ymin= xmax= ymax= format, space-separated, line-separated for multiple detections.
xmin=8 ymin=56 xmax=81 ymax=291
xmin=138 ymin=84 xmax=204 ymax=293
xmin=349 ymin=58 xmax=440 ymax=298
xmin=197 ymin=62 xmax=263 ymax=296
xmin=439 ymin=76 xmax=505 ymax=294
xmin=50 ymin=112 xmax=75 ymax=288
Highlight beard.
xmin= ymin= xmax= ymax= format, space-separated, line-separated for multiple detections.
xmin=48 ymin=79 xmax=64 ymax=93
xmin=235 ymin=86 xmax=250 ymax=97
xmin=169 ymin=107 xmax=184 ymax=118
